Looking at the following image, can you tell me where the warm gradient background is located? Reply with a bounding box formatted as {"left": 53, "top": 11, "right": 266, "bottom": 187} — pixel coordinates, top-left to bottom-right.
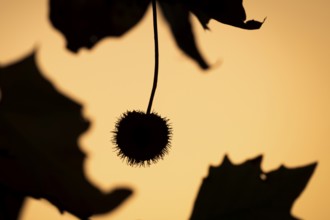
{"left": 1, "top": 0, "right": 329, "bottom": 219}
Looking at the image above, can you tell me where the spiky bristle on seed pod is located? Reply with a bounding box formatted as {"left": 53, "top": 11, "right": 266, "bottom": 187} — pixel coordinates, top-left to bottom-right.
{"left": 112, "top": 110, "right": 172, "bottom": 166}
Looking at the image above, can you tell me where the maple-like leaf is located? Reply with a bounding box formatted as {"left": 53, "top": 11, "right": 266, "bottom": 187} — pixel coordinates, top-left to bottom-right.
{"left": 190, "top": 155, "right": 317, "bottom": 220}
{"left": 49, "top": 0, "right": 264, "bottom": 69}
{"left": 0, "top": 52, "right": 132, "bottom": 219}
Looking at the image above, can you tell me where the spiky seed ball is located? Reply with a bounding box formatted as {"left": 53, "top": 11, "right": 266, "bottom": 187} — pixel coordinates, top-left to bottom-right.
{"left": 113, "top": 110, "right": 171, "bottom": 166}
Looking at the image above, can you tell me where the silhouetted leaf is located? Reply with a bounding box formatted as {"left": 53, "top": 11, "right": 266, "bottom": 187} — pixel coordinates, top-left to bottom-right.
{"left": 181, "top": 0, "right": 265, "bottom": 29}
{"left": 49, "top": 0, "right": 263, "bottom": 69}
{"left": 49, "top": 0, "right": 150, "bottom": 51}
{"left": 0, "top": 52, "right": 133, "bottom": 219}
{"left": 158, "top": 1, "right": 209, "bottom": 69}
{"left": 190, "top": 155, "right": 317, "bottom": 220}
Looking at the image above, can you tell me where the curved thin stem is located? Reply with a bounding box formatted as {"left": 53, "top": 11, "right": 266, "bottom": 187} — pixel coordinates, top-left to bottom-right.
{"left": 147, "top": 0, "right": 159, "bottom": 114}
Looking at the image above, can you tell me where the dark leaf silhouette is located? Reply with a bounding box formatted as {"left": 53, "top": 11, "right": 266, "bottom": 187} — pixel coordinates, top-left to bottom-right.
{"left": 181, "top": 0, "right": 265, "bottom": 30}
{"left": 190, "top": 155, "right": 317, "bottom": 220}
{"left": 49, "top": 0, "right": 263, "bottom": 69}
{"left": 158, "top": 1, "right": 209, "bottom": 69}
{"left": 49, "top": 0, "right": 150, "bottom": 52}
{"left": 0, "top": 52, "right": 133, "bottom": 219}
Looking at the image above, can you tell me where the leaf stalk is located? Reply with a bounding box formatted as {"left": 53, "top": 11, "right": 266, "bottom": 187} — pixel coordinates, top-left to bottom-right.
{"left": 147, "top": 0, "right": 159, "bottom": 114}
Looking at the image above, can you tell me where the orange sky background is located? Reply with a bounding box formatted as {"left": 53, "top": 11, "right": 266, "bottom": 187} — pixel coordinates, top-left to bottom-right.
{"left": 1, "top": 0, "right": 330, "bottom": 219}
